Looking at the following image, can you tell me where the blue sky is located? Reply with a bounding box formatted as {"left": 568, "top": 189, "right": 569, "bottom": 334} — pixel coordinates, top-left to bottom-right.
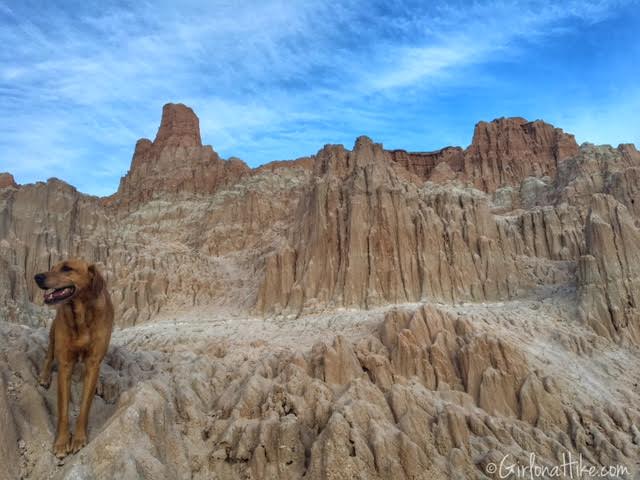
{"left": 1, "top": 0, "right": 639, "bottom": 196}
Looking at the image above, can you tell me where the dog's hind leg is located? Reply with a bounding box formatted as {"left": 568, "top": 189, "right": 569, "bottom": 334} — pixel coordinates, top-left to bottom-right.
{"left": 39, "top": 322, "right": 55, "bottom": 389}
{"left": 71, "top": 356, "right": 101, "bottom": 453}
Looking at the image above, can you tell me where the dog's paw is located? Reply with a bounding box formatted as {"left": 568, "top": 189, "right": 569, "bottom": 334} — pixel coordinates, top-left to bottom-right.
{"left": 70, "top": 433, "right": 87, "bottom": 454}
{"left": 52, "top": 434, "right": 71, "bottom": 459}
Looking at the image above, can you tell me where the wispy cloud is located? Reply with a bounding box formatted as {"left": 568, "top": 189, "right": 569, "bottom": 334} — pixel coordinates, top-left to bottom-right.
{"left": 0, "top": 0, "right": 637, "bottom": 195}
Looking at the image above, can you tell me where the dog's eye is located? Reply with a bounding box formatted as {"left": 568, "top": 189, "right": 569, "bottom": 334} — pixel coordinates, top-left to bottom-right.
{"left": 61, "top": 265, "right": 73, "bottom": 272}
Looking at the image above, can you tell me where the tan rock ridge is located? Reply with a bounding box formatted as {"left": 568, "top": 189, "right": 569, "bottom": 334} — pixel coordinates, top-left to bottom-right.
{"left": 0, "top": 172, "right": 18, "bottom": 189}
{"left": 258, "top": 136, "right": 522, "bottom": 314}
{"left": 0, "top": 103, "right": 638, "bottom": 335}
{"left": 257, "top": 134, "right": 587, "bottom": 315}
{"left": 577, "top": 194, "right": 640, "bottom": 343}
{"left": 388, "top": 117, "right": 579, "bottom": 192}
{"left": 108, "top": 103, "right": 251, "bottom": 208}
{"left": 555, "top": 143, "right": 640, "bottom": 216}
{"left": 1, "top": 103, "right": 640, "bottom": 479}
{"left": 464, "top": 117, "right": 579, "bottom": 191}
{"left": 255, "top": 156, "right": 315, "bottom": 173}
{"left": 0, "top": 163, "right": 308, "bottom": 326}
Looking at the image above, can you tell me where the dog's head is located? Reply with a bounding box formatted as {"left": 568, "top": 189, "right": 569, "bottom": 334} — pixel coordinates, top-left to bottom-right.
{"left": 34, "top": 259, "right": 105, "bottom": 306}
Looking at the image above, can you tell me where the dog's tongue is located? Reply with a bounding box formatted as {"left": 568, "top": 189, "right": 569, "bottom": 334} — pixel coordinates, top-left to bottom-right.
{"left": 45, "top": 287, "right": 73, "bottom": 302}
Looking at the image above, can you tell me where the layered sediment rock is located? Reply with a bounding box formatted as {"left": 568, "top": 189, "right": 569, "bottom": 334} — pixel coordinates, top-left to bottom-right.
{"left": 555, "top": 144, "right": 640, "bottom": 213}
{"left": 0, "top": 173, "right": 18, "bottom": 189}
{"left": 463, "top": 118, "right": 578, "bottom": 191}
{"left": 386, "top": 118, "right": 578, "bottom": 192}
{"left": 1, "top": 104, "right": 640, "bottom": 479}
{"left": 2, "top": 105, "right": 638, "bottom": 326}
{"left": 577, "top": 194, "right": 640, "bottom": 343}
{"left": 111, "top": 103, "right": 250, "bottom": 208}
{"left": 257, "top": 135, "right": 585, "bottom": 314}
{"left": 0, "top": 168, "right": 309, "bottom": 326}
{"left": 0, "top": 104, "right": 637, "bottom": 329}
{"left": 0, "top": 178, "right": 109, "bottom": 324}
{"left": 387, "top": 146, "right": 464, "bottom": 182}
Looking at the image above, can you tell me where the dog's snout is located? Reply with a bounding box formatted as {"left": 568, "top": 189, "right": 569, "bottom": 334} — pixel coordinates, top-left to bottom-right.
{"left": 34, "top": 273, "right": 46, "bottom": 287}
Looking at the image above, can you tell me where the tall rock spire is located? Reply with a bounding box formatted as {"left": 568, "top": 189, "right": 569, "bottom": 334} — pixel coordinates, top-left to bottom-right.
{"left": 111, "top": 103, "right": 249, "bottom": 208}
{"left": 0, "top": 173, "right": 18, "bottom": 189}
{"left": 153, "top": 103, "right": 202, "bottom": 148}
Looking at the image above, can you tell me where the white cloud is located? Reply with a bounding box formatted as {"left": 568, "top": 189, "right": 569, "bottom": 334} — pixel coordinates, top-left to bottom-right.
{"left": 0, "top": 0, "right": 637, "bottom": 194}
{"left": 361, "top": 0, "right": 628, "bottom": 92}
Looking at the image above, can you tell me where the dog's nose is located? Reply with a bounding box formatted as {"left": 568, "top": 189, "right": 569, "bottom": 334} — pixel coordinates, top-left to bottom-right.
{"left": 34, "top": 273, "right": 46, "bottom": 286}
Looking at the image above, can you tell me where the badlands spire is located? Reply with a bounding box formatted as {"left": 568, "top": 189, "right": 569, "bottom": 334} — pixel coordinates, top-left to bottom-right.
{"left": 0, "top": 172, "right": 18, "bottom": 189}
{"left": 153, "top": 102, "right": 202, "bottom": 147}
{"left": 111, "top": 103, "right": 249, "bottom": 207}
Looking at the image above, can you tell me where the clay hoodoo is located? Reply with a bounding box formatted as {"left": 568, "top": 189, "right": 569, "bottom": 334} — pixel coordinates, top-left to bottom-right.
{"left": 112, "top": 103, "right": 250, "bottom": 208}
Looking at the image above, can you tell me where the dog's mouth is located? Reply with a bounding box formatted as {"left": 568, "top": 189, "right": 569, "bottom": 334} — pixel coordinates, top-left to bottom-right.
{"left": 44, "top": 286, "right": 76, "bottom": 305}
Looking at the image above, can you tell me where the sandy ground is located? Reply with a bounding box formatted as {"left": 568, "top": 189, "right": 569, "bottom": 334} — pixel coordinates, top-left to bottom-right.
{"left": 2, "top": 285, "right": 639, "bottom": 479}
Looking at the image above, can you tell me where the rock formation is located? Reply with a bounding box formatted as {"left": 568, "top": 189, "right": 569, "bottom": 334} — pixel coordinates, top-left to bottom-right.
{"left": 577, "top": 194, "right": 640, "bottom": 343}
{"left": 1, "top": 299, "right": 638, "bottom": 479}
{"left": 110, "top": 103, "right": 250, "bottom": 208}
{"left": 463, "top": 118, "right": 579, "bottom": 191}
{"left": 386, "top": 117, "right": 579, "bottom": 192}
{"left": 1, "top": 104, "right": 640, "bottom": 479}
{"left": 258, "top": 137, "right": 524, "bottom": 314}
{"left": 0, "top": 172, "right": 18, "bottom": 189}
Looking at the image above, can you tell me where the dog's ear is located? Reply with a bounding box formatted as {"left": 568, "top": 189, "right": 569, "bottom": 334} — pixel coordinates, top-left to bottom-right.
{"left": 89, "top": 264, "right": 105, "bottom": 296}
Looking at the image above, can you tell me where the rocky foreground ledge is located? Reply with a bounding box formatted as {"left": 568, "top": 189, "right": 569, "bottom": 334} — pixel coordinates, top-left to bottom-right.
{"left": 1, "top": 291, "right": 639, "bottom": 479}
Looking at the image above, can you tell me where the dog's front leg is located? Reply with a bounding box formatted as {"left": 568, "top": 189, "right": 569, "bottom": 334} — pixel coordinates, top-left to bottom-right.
{"left": 71, "top": 356, "right": 101, "bottom": 453}
{"left": 39, "top": 322, "right": 55, "bottom": 388}
{"left": 53, "top": 359, "right": 73, "bottom": 458}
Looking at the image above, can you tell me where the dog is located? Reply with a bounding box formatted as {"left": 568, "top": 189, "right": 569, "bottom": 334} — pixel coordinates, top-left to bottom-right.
{"left": 34, "top": 259, "right": 113, "bottom": 458}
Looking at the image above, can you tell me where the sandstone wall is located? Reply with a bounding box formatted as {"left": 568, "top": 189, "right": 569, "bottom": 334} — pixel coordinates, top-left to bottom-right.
{"left": 577, "top": 194, "right": 640, "bottom": 343}
{"left": 108, "top": 103, "right": 250, "bottom": 209}
{"left": 1, "top": 104, "right": 639, "bottom": 337}
{"left": 257, "top": 136, "right": 585, "bottom": 315}
{"left": 386, "top": 117, "right": 579, "bottom": 192}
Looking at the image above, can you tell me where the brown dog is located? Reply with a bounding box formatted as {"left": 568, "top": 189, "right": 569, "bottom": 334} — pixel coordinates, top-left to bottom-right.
{"left": 34, "top": 259, "right": 113, "bottom": 458}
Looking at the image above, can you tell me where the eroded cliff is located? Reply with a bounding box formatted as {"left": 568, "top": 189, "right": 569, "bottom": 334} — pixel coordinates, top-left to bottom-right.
{"left": 1, "top": 104, "right": 639, "bottom": 479}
